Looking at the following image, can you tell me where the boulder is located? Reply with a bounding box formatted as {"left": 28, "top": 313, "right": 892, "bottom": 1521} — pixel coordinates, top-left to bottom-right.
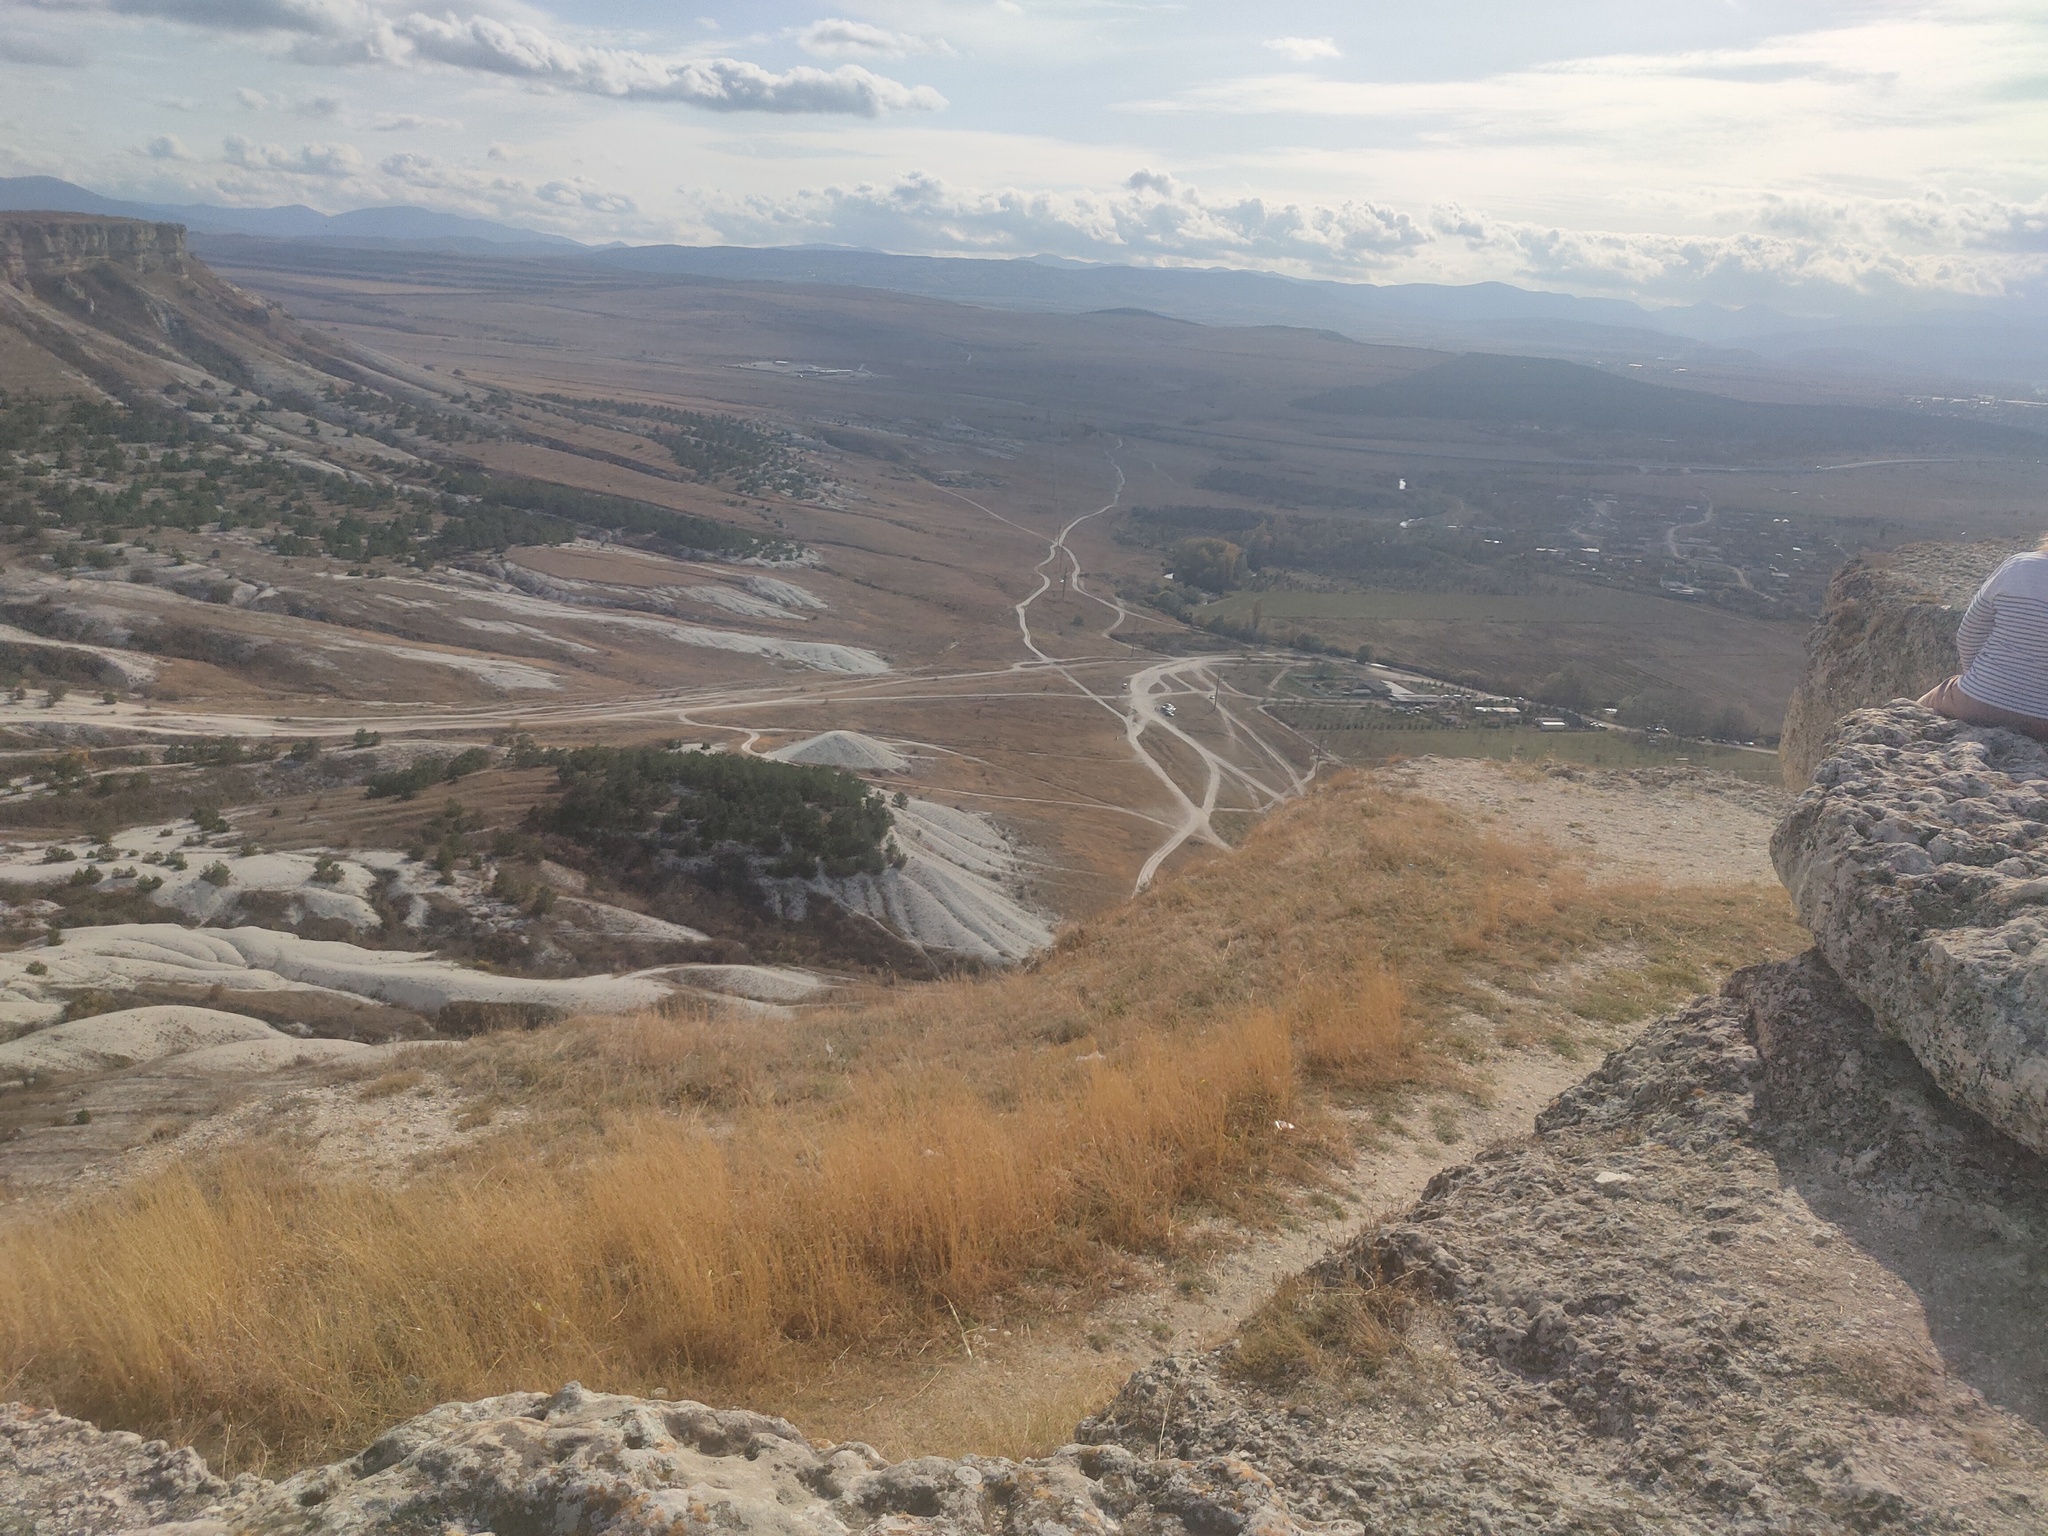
{"left": 1773, "top": 702, "right": 2048, "bottom": 1151}
{"left": 1778, "top": 541, "right": 2022, "bottom": 787}
{"left": 0, "top": 1385, "right": 1311, "bottom": 1536}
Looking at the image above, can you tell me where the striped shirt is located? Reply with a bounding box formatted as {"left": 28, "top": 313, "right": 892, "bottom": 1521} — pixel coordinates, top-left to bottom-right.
{"left": 1957, "top": 551, "right": 2048, "bottom": 720}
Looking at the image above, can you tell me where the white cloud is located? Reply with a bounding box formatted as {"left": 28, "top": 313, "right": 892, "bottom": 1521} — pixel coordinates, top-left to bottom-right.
{"left": 222, "top": 133, "right": 362, "bottom": 176}
{"left": 686, "top": 165, "right": 2048, "bottom": 309}
{"left": 53, "top": 0, "right": 946, "bottom": 115}
{"left": 391, "top": 15, "right": 945, "bottom": 114}
{"left": 233, "top": 85, "right": 337, "bottom": 114}
{"left": 372, "top": 112, "right": 462, "bottom": 132}
{"left": 796, "top": 18, "right": 949, "bottom": 60}
{"left": 537, "top": 177, "right": 635, "bottom": 214}
{"left": 1263, "top": 36, "right": 1339, "bottom": 63}
{"left": 143, "top": 132, "right": 193, "bottom": 159}
{"left": 702, "top": 167, "right": 1431, "bottom": 271}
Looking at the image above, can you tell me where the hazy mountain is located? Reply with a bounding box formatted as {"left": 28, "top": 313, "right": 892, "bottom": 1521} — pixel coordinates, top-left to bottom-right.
{"left": 0, "top": 176, "right": 582, "bottom": 249}
{"left": 6, "top": 177, "right": 2043, "bottom": 388}
{"left": 585, "top": 243, "right": 2048, "bottom": 389}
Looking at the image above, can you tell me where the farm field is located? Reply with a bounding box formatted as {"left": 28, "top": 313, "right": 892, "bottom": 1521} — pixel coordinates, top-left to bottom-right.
{"left": 1199, "top": 581, "right": 1809, "bottom": 727}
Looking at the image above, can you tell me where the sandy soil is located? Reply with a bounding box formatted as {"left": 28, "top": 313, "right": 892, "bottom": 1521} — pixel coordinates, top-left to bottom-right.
{"left": 1382, "top": 755, "right": 1790, "bottom": 885}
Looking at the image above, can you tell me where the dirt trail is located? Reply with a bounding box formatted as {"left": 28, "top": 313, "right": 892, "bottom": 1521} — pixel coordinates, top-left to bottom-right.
{"left": 812, "top": 756, "right": 1787, "bottom": 1455}
{"left": 936, "top": 456, "right": 1320, "bottom": 893}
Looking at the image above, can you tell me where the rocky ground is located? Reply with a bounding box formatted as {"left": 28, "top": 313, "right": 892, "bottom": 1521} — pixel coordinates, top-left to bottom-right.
{"left": 1085, "top": 951, "right": 2048, "bottom": 1533}
{"left": 1774, "top": 703, "right": 2048, "bottom": 1152}
{"left": 6, "top": 944, "right": 2044, "bottom": 1533}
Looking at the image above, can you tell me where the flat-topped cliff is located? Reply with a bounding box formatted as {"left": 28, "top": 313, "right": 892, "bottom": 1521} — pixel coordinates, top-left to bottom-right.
{"left": 0, "top": 213, "right": 189, "bottom": 289}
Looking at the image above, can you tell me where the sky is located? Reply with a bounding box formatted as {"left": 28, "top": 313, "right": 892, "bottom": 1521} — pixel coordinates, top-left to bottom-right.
{"left": 0, "top": 0, "right": 2044, "bottom": 312}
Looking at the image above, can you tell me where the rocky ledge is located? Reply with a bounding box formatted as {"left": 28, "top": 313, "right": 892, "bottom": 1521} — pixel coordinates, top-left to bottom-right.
{"left": 1, "top": 1387, "right": 1309, "bottom": 1536}
{"left": 1774, "top": 702, "right": 2048, "bottom": 1152}
{"left": 1082, "top": 953, "right": 2048, "bottom": 1534}
{"left": 1778, "top": 543, "right": 2024, "bottom": 786}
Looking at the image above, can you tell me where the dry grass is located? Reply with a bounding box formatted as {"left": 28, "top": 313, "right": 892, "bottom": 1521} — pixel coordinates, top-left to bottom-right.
{"left": 1230, "top": 1275, "right": 1430, "bottom": 1392}
{"left": 0, "top": 773, "right": 1807, "bottom": 1472}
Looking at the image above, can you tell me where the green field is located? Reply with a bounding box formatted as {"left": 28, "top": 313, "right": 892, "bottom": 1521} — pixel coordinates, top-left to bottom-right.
{"left": 1282, "top": 717, "right": 1782, "bottom": 781}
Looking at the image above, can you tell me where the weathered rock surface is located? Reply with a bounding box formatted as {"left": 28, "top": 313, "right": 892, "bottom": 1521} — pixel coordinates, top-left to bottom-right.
{"left": 1082, "top": 956, "right": 2048, "bottom": 1533}
{"left": 0, "top": 1385, "right": 1311, "bottom": 1536}
{"left": 1773, "top": 702, "right": 2048, "bottom": 1152}
{"left": 1779, "top": 543, "right": 2023, "bottom": 786}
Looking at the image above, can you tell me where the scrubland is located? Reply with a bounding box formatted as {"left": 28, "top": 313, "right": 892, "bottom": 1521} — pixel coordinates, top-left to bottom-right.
{"left": 0, "top": 772, "right": 1806, "bottom": 1473}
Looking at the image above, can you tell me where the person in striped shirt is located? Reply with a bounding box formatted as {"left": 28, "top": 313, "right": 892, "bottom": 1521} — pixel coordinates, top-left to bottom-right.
{"left": 1918, "top": 541, "right": 2048, "bottom": 742}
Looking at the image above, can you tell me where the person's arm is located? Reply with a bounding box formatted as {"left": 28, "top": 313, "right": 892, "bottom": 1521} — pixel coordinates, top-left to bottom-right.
{"left": 1955, "top": 561, "right": 2012, "bottom": 669}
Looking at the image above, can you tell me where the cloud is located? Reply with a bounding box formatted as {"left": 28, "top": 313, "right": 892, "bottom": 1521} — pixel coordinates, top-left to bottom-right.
{"left": 143, "top": 132, "right": 194, "bottom": 159}
{"left": 796, "top": 18, "right": 949, "bottom": 59}
{"left": 702, "top": 168, "right": 1431, "bottom": 272}
{"left": 0, "top": 30, "right": 89, "bottom": 65}
{"left": 56, "top": 0, "right": 945, "bottom": 114}
{"left": 104, "top": 0, "right": 367, "bottom": 36}
{"left": 1263, "top": 36, "right": 1339, "bottom": 63}
{"left": 1436, "top": 191, "right": 2048, "bottom": 305}
{"left": 688, "top": 165, "right": 2048, "bottom": 309}
{"left": 391, "top": 14, "right": 945, "bottom": 114}
{"left": 222, "top": 133, "right": 362, "bottom": 176}
{"left": 236, "top": 85, "right": 339, "bottom": 114}
{"left": 372, "top": 112, "right": 462, "bottom": 131}
{"left": 537, "top": 177, "right": 634, "bottom": 214}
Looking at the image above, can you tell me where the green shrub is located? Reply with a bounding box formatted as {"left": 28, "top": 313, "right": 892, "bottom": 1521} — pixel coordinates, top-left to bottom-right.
{"left": 543, "top": 746, "right": 893, "bottom": 879}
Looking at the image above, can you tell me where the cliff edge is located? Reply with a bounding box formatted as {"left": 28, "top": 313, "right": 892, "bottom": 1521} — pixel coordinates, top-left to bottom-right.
{"left": 1779, "top": 542, "right": 2025, "bottom": 787}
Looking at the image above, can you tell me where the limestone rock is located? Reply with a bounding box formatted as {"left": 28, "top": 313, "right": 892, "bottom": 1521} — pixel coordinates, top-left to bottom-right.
{"left": 1, "top": 1385, "right": 1311, "bottom": 1536}
{"left": 1778, "top": 541, "right": 2023, "bottom": 786}
{"left": 1773, "top": 702, "right": 2048, "bottom": 1151}
{"left": 1081, "top": 961, "right": 2048, "bottom": 1532}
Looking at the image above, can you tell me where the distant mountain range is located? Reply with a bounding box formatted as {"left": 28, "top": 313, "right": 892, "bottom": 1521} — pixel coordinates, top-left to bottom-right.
{"left": 0, "top": 175, "right": 582, "bottom": 250}
{"left": 5, "top": 176, "right": 2044, "bottom": 389}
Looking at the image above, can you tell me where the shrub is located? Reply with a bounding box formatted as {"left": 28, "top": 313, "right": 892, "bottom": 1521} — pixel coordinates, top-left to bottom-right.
{"left": 366, "top": 750, "right": 489, "bottom": 801}
{"left": 544, "top": 746, "right": 893, "bottom": 879}
{"left": 199, "top": 862, "right": 232, "bottom": 887}
{"left": 311, "top": 855, "right": 344, "bottom": 885}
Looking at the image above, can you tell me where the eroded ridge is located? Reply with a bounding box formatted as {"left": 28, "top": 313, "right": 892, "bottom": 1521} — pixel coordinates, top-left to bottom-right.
{"left": 1773, "top": 702, "right": 2048, "bottom": 1152}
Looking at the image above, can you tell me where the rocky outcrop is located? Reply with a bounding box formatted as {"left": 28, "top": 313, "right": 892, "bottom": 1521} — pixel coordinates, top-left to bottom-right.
{"left": 1773, "top": 702, "right": 2048, "bottom": 1152}
{"left": 0, "top": 214, "right": 189, "bottom": 290}
{"left": 1079, "top": 958, "right": 2048, "bottom": 1533}
{"left": 1, "top": 1386, "right": 1313, "bottom": 1536}
{"left": 1779, "top": 542, "right": 2024, "bottom": 786}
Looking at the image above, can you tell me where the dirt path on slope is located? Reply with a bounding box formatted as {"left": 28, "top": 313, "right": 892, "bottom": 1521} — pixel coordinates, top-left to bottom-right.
{"left": 781, "top": 756, "right": 1797, "bottom": 1457}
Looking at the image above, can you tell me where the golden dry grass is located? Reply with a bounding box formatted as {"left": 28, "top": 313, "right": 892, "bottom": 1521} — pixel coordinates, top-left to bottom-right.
{"left": 0, "top": 773, "right": 1807, "bottom": 1472}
